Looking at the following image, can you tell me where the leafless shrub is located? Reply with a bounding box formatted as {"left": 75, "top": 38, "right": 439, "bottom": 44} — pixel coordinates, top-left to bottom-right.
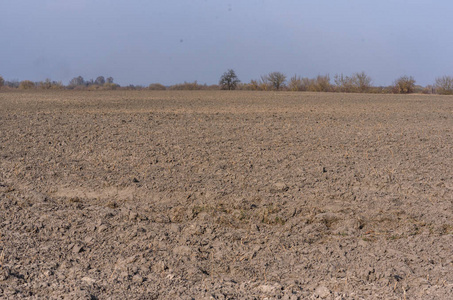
{"left": 103, "top": 83, "right": 119, "bottom": 90}
{"left": 121, "top": 85, "right": 145, "bottom": 90}
{"left": 334, "top": 74, "right": 355, "bottom": 92}
{"left": 38, "top": 79, "right": 52, "bottom": 89}
{"left": 288, "top": 75, "right": 304, "bottom": 91}
{"left": 51, "top": 82, "right": 64, "bottom": 90}
{"left": 87, "top": 84, "right": 102, "bottom": 91}
{"left": 435, "top": 76, "right": 453, "bottom": 95}
{"left": 311, "top": 75, "right": 332, "bottom": 92}
{"left": 300, "top": 78, "right": 312, "bottom": 91}
{"left": 354, "top": 72, "right": 372, "bottom": 92}
{"left": 420, "top": 85, "right": 435, "bottom": 94}
{"left": 258, "top": 76, "right": 271, "bottom": 91}
{"left": 392, "top": 75, "right": 416, "bottom": 94}
{"left": 414, "top": 85, "right": 426, "bottom": 93}
{"left": 148, "top": 83, "right": 167, "bottom": 90}
{"left": 240, "top": 80, "right": 260, "bottom": 91}
{"left": 368, "top": 86, "right": 392, "bottom": 94}
{"left": 38, "top": 79, "right": 64, "bottom": 90}
{"left": 205, "top": 84, "right": 220, "bottom": 90}
{"left": 249, "top": 80, "right": 260, "bottom": 91}
{"left": 287, "top": 75, "right": 331, "bottom": 92}
{"left": 169, "top": 81, "right": 203, "bottom": 90}
{"left": 334, "top": 72, "right": 372, "bottom": 93}
{"left": 19, "top": 80, "right": 35, "bottom": 90}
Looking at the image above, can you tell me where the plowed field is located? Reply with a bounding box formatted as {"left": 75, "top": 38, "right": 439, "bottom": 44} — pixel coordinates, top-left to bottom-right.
{"left": 1, "top": 90, "right": 453, "bottom": 299}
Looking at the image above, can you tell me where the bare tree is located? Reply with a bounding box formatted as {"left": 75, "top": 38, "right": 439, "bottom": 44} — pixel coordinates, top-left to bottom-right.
{"left": 435, "top": 76, "right": 453, "bottom": 95}
{"left": 219, "top": 69, "right": 240, "bottom": 90}
{"left": 266, "top": 72, "right": 286, "bottom": 90}
{"left": 0, "top": 75, "right": 4, "bottom": 88}
{"left": 354, "top": 71, "right": 372, "bottom": 92}
{"left": 248, "top": 79, "right": 259, "bottom": 90}
{"left": 393, "top": 75, "right": 416, "bottom": 94}
{"left": 106, "top": 77, "right": 114, "bottom": 84}
{"left": 39, "top": 78, "right": 52, "bottom": 89}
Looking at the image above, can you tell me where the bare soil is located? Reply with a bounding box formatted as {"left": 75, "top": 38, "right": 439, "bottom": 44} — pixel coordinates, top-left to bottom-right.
{"left": 1, "top": 90, "right": 453, "bottom": 299}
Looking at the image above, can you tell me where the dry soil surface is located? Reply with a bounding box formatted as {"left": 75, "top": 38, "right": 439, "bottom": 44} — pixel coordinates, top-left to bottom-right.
{"left": 1, "top": 90, "right": 453, "bottom": 299}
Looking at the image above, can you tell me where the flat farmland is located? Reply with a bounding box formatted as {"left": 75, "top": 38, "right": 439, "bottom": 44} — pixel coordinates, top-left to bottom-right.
{"left": 1, "top": 90, "right": 453, "bottom": 299}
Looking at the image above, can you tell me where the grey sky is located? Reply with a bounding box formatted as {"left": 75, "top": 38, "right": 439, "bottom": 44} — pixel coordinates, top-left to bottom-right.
{"left": 1, "top": 0, "right": 452, "bottom": 86}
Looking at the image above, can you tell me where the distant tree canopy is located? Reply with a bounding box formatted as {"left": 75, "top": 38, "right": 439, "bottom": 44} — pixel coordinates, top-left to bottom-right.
{"left": 95, "top": 76, "right": 105, "bottom": 86}
{"left": 69, "top": 76, "right": 85, "bottom": 87}
{"left": 68, "top": 75, "right": 114, "bottom": 88}
{"left": 219, "top": 69, "right": 240, "bottom": 90}
{"left": 5, "top": 79, "right": 19, "bottom": 88}
{"left": 0, "top": 75, "right": 4, "bottom": 87}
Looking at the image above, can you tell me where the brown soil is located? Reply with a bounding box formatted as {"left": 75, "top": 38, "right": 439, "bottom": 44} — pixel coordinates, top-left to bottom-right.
{"left": 1, "top": 90, "right": 453, "bottom": 299}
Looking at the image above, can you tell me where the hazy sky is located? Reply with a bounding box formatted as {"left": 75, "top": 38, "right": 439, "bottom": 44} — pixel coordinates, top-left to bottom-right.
{"left": 1, "top": 0, "right": 452, "bottom": 86}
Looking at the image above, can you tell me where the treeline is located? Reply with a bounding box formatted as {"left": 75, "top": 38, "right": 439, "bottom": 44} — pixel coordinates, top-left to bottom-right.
{"left": 0, "top": 75, "right": 121, "bottom": 91}
{"left": 1, "top": 71, "right": 453, "bottom": 95}
{"left": 217, "top": 70, "right": 453, "bottom": 95}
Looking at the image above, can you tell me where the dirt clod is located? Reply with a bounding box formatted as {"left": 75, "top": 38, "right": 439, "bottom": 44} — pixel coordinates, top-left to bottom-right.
{"left": 314, "top": 286, "right": 331, "bottom": 298}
